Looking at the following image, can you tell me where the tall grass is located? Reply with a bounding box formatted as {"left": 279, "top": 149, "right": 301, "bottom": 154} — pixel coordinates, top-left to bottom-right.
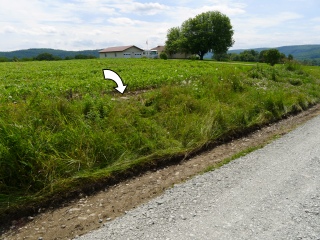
{"left": 0, "top": 60, "right": 319, "bottom": 222}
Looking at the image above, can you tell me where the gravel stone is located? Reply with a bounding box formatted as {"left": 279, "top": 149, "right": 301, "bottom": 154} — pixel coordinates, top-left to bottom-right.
{"left": 77, "top": 115, "right": 320, "bottom": 240}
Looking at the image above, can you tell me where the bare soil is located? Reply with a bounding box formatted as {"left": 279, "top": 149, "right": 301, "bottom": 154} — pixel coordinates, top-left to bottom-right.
{"left": 1, "top": 104, "right": 320, "bottom": 240}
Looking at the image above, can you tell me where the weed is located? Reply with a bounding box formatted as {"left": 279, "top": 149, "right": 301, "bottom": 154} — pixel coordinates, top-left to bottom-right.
{"left": 285, "top": 60, "right": 303, "bottom": 72}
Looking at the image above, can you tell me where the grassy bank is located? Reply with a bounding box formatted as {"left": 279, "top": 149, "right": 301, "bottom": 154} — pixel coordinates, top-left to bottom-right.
{"left": 0, "top": 59, "right": 319, "bottom": 223}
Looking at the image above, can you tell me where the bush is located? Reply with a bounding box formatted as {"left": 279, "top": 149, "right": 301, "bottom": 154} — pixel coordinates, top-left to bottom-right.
{"left": 75, "top": 54, "right": 96, "bottom": 59}
{"left": 264, "top": 49, "right": 281, "bottom": 66}
{"left": 189, "top": 55, "right": 200, "bottom": 60}
{"left": 34, "top": 53, "right": 56, "bottom": 61}
{"left": 285, "top": 60, "right": 302, "bottom": 72}
{"left": 160, "top": 52, "right": 168, "bottom": 60}
{"left": 0, "top": 57, "right": 9, "bottom": 62}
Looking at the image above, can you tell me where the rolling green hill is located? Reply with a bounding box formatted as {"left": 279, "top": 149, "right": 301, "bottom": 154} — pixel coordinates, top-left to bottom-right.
{"left": 0, "top": 48, "right": 100, "bottom": 59}
{"left": 277, "top": 45, "right": 320, "bottom": 60}
{"left": 228, "top": 44, "right": 320, "bottom": 61}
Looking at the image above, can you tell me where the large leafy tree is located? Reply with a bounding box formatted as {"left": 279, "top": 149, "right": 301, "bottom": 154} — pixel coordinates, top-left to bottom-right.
{"left": 166, "top": 11, "right": 234, "bottom": 60}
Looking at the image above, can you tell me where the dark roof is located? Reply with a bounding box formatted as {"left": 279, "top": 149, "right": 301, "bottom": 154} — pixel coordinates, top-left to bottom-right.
{"left": 99, "top": 45, "right": 144, "bottom": 53}
{"left": 151, "top": 45, "right": 165, "bottom": 52}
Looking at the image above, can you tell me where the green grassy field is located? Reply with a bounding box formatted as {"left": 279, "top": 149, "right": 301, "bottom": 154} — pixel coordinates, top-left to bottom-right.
{"left": 0, "top": 59, "right": 319, "bottom": 223}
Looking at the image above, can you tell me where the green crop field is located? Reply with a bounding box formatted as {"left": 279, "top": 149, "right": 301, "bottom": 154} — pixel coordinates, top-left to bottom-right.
{"left": 0, "top": 58, "right": 320, "bottom": 223}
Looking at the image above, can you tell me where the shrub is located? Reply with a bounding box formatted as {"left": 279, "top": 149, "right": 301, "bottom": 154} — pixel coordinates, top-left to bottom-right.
{"left": 264, "top": 49, "right": 281, "bottom": 66}
{"left": 189, "top": 55, "right": 200, "bottom": 60}
{"left": 0, "top": 57, "right": 9, "bottom": 62}
{"left": 34, "top": 53, "right": 62, "bottom": 61}
{"left": 75, "top": 54, "right": 96, "bottom": 59}
{"left": 160, "top": 52, "right": 168, "bottom": 60}
{"left": 285, "top": 60, "right": 302, "bottom": 72}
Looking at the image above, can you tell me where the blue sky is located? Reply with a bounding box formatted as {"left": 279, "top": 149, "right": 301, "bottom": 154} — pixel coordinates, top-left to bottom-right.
{"left": 0, "top": 0, "right": 319, "bottom": 51}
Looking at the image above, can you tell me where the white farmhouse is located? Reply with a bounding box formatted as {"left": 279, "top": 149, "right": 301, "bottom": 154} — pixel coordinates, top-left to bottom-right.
{"left": 99, "top": 45, "right": 144, "bottom": 59}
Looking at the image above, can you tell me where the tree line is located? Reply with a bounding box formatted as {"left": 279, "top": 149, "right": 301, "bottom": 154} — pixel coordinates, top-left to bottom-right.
{"left": 0, "top": 53, "right": 97, "bottom": 62}
{"left": 213, "top": 49, "right": 320, "bottom": 66}
{"left": 215, "top": 49, "right": 293, "bottom": 65}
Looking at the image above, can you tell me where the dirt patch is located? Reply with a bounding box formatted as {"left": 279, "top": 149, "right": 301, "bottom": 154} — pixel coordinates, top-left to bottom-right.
{"left": 1, "top": 104, "right": 320, "bottom": 240}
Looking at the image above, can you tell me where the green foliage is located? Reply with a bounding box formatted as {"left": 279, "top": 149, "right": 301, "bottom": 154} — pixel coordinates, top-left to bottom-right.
{"left": 213, "top": 52, "right": 230, "bottom": 61}
{"left": 285, "top": 60, "right": 303, "bottom": 72}
{"left": 0, "top": 59, "right": 319, "bottom": 222}
{"left": 220, "top": 49, "right": 289, "bottom": 63}
{"left": 276, "top": 45, "right": 320, "bottom": 61}
{"left": 228, "top": 45, "right": 320, "bottom": 63}
{"left": 165, "top": 27, "right": 183, "bottom": 56}
{"left": 264, "top": 49, "right": 281, "bottom": 66}
{"left": 34, "top": 53, "right": 61, "bottom": 61}
{"left": 229, "top": 50, "right": 259, "bottom": 62}
{"left": 74, "top": 54, "right": 96, "bottom": 59}
{"left": 0, "top": 57, "right": 9, "bottom": 62}
{"left": 189, "top": 55, "right": 200, "bottom": 60}
{"left": 302, "top": 59, "right": 320, "bottom": 66}
{"left": 165, "top": 11, "right": 234, "bottom": 60}
{"left": 243, "top": 50, "right": 257, "bottom": 61}
{"left": 257, "top": 50, "right": 267, "bottom": 63}
{"left": 160, "top": 52, "right": 168, "bottom": 60}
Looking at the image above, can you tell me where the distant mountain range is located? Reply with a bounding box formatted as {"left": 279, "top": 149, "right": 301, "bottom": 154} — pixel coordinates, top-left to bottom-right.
{"left": 229, "top": 45, "right": 320, "bottom": 60}
{"left": 0, "top": 48, "right": 100, "bottom": 59}
{"left": 1, "top": 44, "right": 320, "bottom": 61}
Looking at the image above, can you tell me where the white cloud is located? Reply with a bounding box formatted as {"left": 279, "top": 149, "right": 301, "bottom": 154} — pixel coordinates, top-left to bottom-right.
{"left": 0, "top": 0, "right": 319, "bottom": 51}
{"left": 165, "top": 2, "right": 246, "bottom": 25}
{"left": 40, "top": 26, "right": 58, "bottom": 34}
{"left": 1, "top": 26, "right": 17, "bottom": 34}
{"left": 107, "top": 17, "right": 146, "bottom": 26}
{"left": 234, "top": 12, "right": 302, "bottom": 32}
{"left": 130, "top": 2, "right": 170, "bottom": 15}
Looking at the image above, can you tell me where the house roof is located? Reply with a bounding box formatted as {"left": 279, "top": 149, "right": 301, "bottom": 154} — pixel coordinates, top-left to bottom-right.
{"left": 99, "top": 45, "right": 144, "bottom": 53}
{"left": 151, "top": 45, "right": 165, "bottom": 52}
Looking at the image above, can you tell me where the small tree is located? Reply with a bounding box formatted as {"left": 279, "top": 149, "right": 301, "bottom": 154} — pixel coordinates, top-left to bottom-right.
{"left": 34, "top": 53, "right": 55, "bottom": 61}
{"left": 165, "top": 27, "right": 183, "bottom": 56}
{"left": 259, "top": 50, "right": 268, "bottom": 63}
{"left": 264, "top": 49, "right": 281, "bottom": 66}
{"left": 213, "top": 53, "right": 229, "bottom": 61}
{"left": 238, "top": 50, "right": 259, "bottom": 62}
{"left": 288, "top": 54, "right": 294, "bottom": 61}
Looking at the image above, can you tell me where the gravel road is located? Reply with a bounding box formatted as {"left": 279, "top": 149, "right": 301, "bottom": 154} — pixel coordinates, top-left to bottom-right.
{"left": 77, "top": 115, "right": 320, "bottom": 240}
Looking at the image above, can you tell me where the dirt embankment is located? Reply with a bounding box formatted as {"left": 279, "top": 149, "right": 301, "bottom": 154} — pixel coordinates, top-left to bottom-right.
{"left": 1, "top": 104, "right": 320, "bottom": 240}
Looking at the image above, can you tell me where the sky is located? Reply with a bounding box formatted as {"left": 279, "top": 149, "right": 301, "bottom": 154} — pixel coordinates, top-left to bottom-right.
{"left": 0, "top": 0, "right": 320, "bottom": 51}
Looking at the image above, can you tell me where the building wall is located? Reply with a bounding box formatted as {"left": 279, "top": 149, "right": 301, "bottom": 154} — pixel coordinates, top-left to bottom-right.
{"left": 100, "top": 52, "right": 124, "bottom": 58}
{"left": 170, "top": 53, "right": 193, "bottom": 59}
{"left": 99, "top": 47, "right": 143, "bottom": 59}
{"left": 151, "top": 46, "right": 192, "bottom": 59}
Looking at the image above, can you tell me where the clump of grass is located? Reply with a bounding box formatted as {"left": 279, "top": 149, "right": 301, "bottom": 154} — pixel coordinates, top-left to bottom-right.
{"left": 248, "top": 64, "right": 269, "bottom": 79}
{"left": 289, "top": 79, "right": 303, "bottom": 86}
{"left": 285, "top": 60, "right": 303, "bottom": 73}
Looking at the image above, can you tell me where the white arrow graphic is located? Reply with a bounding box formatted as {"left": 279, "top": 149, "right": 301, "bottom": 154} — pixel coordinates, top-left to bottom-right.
{"left": 103, "top": 69, "right": 127, "bottom": 94}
